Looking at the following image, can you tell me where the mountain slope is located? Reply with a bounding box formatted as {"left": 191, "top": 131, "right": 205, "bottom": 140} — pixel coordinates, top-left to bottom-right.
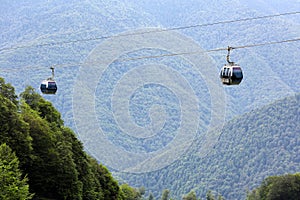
{"left": 116, "top": 93, "right": 300, "bottom": 199}
{"left": 0, "top": 1, "right": 299, "bottom": 199}
{"left": 0, "top": 0, "right": 158, "bottom": 129}
{"left": 131, "top": 0, "right": 300, "bottom": 117}
{"left": 0, "top": 78, "right": 125, "bottom": 199}
{"left": 1, "top": 0, "right": 299, "bottom": 127}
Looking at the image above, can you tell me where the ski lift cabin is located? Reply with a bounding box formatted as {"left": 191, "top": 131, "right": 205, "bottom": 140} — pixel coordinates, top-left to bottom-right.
{"left": 220, "top": 65, "right": 243, "bottom": 85}
{"left": 220, "top": 47, "right": 243, "bottom": 85}
{"left": 40, "top": 67, "right": 57, "bottom": 94}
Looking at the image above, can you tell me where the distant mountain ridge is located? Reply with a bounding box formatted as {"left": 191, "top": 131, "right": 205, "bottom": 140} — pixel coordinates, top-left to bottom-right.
{"left": 130, "top": 0, "right": 300, "bottom": 117}
{"left": 116, "top": 93, "right": 300, "bottom": 199}
{"left": 0, "top": 1, "right": 299, "bottom": 199}
{"left": 1, "top": 0, "right": 299, "bottom": 120}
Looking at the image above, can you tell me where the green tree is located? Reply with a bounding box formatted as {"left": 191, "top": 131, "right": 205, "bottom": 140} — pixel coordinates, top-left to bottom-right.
{"left": 206, "top": 190, "right": 215, "bottom": 200}
{"left": 21, "top": 103, "right": 83, "bottom": 199}
{"left": 148, "top": 192, "right": 154, "bottom": 200}
{"left": 61, "top": 127, "right": 103, "bottom": 199}
{"left": 0, "top": 84, "right": 32, "bottom": 168}
{"left": 183, "top": 190, "right": 197, "bottom": 200}
{"left": 19, "top": 86, "right": 41, "bottom": 110}
{"left": 54, "top": 137, "right": 82, "bottom": 200}
{"left": 20, "top": 102, "right": 58, "bottom": 198}
{"left": 247, "top": 173, "right": 300, "bottom": 200}
{"left": 90, "top": 159, "right": 122, "bottom": 200}
{"left": 21, "top": 86, "right": 63, "bottom": 127}
{"left": 0, "top": 77, "right": 18, "bottom": 105}
{"left": 120, "top": 184, "right": 144, "bottom": 200}
{"left": 138, "top": 186, "right": 146, "bottom": 197}
{"left": 0, "top": 143, "right": 33, "bottom": 199}
{"left": 217, "top": 195, "right": 224, "bottom": 200}
{"left": 161, "top": 189, "right": 170, "bottom": 200}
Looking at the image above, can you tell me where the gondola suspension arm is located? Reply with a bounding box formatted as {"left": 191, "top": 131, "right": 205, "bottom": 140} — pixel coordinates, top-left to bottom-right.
{"left": 50, "top": 66, "right": 55, "bottom": 80}
{"left": 226, "top": 46, "right": 235, "bottom": 66}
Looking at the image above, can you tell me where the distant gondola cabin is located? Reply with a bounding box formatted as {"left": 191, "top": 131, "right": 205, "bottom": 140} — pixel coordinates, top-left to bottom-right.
{"left": 40, "top": 79, "right": 57, "bottom": 94}
{"left": 220, "top": 46, "right": 243, "bottom": 85}
{"left": 220, "top": 65, "right": 243, "bottom": 85}
{"left": 40, "top": 67, "right": 57, "bottom": 94}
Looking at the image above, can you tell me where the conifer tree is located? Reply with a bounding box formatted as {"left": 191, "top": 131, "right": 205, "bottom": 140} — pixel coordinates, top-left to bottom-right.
{"left": 161, "top": 189, "right": 170, "bottom": 200}
{"left": 0, "top": 143, "right": 33, "bottom": 199}
{"left": 183, "top": 190, "right": 197, "bottom": 200}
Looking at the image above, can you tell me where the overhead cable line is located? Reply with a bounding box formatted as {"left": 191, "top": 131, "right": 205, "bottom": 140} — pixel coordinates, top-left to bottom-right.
{"left": 1, "top": 37, "right": 299, "bottom": 73}
{"left": 163, "top": 11, "right": 300, "bottom": 31}
{"left": 119, "top": 37, "right": 300, "bottom": 62}
{"left": 0, "top": 11, "right": 299, "bottom": 53}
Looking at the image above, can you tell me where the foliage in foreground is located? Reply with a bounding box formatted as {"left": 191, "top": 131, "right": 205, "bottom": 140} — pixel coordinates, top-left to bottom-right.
{"left": 0, "top": 77, "right": 142, "bottom": 200}
{"left": 247, "top": 173, "right": 300, "bottom": 200}
{"left": 1, "top": 77, "right": 299, "bottom": 200}
{"left": 0, "top": 143, "right": 33, "bottom": 200}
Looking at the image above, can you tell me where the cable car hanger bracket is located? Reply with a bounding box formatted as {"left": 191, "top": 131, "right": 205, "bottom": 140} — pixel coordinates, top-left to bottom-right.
{"left": 226, "top": 46, "right": 236, "bottom": 66}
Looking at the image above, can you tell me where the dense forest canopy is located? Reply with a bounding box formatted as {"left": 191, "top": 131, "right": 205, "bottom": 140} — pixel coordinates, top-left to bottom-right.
{"left": 1, "top": 78, "right": 299, "bottom": 199}
{"left": 0, "top": 0, "right": 299, "bottom": 199}
{"left": 117, "top": 92, "right": 300, "bottom": 199}
{"left": 246, "top": 173, "right": 300, "bottom": 200}
{"left": 0, "top": 77, "right": 145, "bottom": 200}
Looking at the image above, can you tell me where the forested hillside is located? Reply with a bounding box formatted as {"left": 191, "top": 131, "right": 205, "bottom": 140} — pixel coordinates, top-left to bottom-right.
{"left": 117, "top": 93, "right": 300, "bottom": 199}
{"left": 0, "top": 1, "right": 299, "bottom": 200}
{"left": 1, "top": 75, "right": 299, "bottom": 199}
{"left": 0, "top": 77, "right": 144, "bottom": 200}
{"left": 246, "top": 173, "right": 300, "bottom": 200}
{"left": 1, "top": 0, "right": 299, "bottom": 125}
{"left": 131, "top": 0, "right": 300, "bottom": 117}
